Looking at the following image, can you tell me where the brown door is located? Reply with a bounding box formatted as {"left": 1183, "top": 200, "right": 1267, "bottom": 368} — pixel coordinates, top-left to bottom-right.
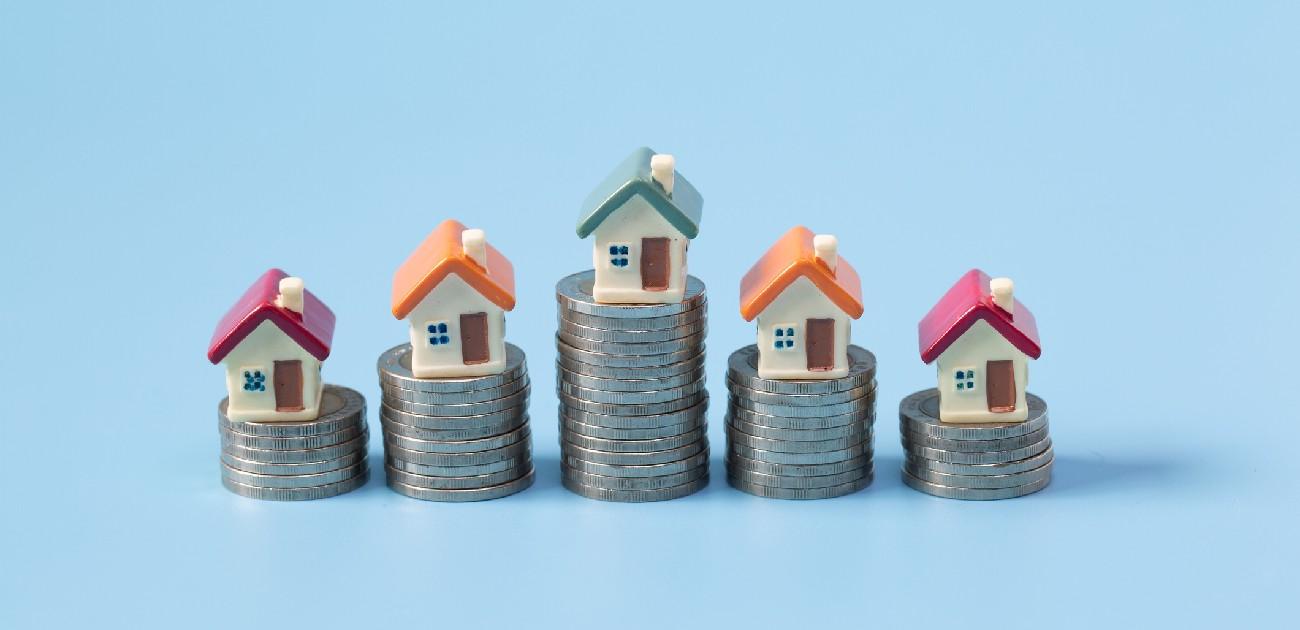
{"left": 640, "top": 237, "right": 670, "bottom": 291}
{"left": 460, "top": 312, "right": 490, "bottom": 364}
{"left": 986, "top": 360, "right": 1017, "bottom": 413}
{"left": 273, "top": 360, "right": 304, "bottom": 412}
{"left": 805, "top": 318, "right": 835, "bottom": 372}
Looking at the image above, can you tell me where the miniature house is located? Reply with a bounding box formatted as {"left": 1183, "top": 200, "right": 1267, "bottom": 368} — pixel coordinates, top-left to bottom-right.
{"left": 739, "top": 227, "right": 864, "bottom": 380}
{"left": 576, "top": 147, "right": 704, "bottom": 304}
{"left": 391, "top": 219, "right": 517, "bottom": 378}
{"left": 918, "top": 269, "right": 1042, "bottom": 424}
{"left": 207, "top": 269, "right": 336, "bottom": 422}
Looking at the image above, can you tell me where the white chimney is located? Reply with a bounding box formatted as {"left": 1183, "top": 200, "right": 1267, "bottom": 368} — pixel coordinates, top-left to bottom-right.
{"left": 990, "top": 277, "right": 1014, "bottom": 314}
{"left": 650, "top": 153, "right": 675, "bottom": 195}
{"left": 462, "top": 228, "right": 488, "bottom": 268}
{"left": 813, "top": 234, "right": 838, "bottom": 273}
{"left": 276, "top": 277, "right": 305, "bottom": 315}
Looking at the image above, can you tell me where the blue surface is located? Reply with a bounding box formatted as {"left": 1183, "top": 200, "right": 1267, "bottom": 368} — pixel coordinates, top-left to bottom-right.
{"left": 2, "top": 2, "right": 1297, "bottom": 628}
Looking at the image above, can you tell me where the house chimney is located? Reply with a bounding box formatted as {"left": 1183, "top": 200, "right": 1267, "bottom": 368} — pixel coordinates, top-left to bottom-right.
{"left": 813, "top": 234, "right": 838, "bottom": 273}
{"left": 462, "top": 228, "right": 488, "bottom": 268}
{"left": 276, "top": 277, "right": 305, "bottom": 315}
{"left": 650, "top": 154, "right": 675, "bottom": 195}
{"left": 990, "top": 277, "right": 1014, "bottom": 315}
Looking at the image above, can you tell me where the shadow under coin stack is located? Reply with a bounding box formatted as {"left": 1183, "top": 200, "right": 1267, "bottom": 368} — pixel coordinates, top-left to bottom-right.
{"left": 899, "top": 389, "right": 1053, "bottom": 500}
{"left": 219, "top": 385, "right": 370, "bottom": 500}
{"left": 377, "top": 343, "right": 535, "bottom": 501}
{"left": 555, "top": 270, "right": 710, "bottom": 502}
{"left": 725, "top": 345, "right": 878, "bottom": 499}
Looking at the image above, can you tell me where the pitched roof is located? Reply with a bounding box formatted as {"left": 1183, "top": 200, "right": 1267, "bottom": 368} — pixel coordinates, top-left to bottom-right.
{"left": 391, "top": 219, "right": 516, "bottom": 319}
{"left": 918, "top": 269, "right": 1042, "bottom": 364}
{"left": 576, "top": 147, "right": 704, "bottom": 239}
{"left": 207, "top": 268, "right": 336, "bottom": 364}
{"left": 739, "top": 226, "right": 864, "bottom": 321}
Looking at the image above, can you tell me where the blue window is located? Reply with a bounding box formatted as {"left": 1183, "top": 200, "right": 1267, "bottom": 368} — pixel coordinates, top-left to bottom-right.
{"left": 773, "top": 325, "right": 797, "bottom": 350}
{"left": 427, "top": 321, "right": 451, "bottom": 346}
{"left": 242, "top": 368, "right": 266, "bottom": 392}
{"left": 955, "top": 368, "right": 976, "bottom": 392}
{"left": 609, "top": 243, "right": 630, "bottom": 268}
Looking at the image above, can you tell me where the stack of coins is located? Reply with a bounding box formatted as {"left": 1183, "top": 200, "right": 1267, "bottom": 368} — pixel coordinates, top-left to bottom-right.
{"left": 377, "top": 343, "right": 535, "bottom": 501}
{"left": 219, "top": 385, "right": 370, "bottom": 500}
{"left": 725, "top": 345, "right": 878, "bottom": 499}
{"left": 899, "top": 389, "right": 1053, "bottom": 500}
{"left": 555, "top": 271, "right": 710, "bottom": 502}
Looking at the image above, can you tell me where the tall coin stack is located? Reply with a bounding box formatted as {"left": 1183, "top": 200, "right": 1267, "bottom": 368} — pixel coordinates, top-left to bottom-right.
{"left": 900, "top": 389, "right": 1053, "bottom": 500}
{"left": 725, "top": 345, "right": 877, "bottom": 499}
{"left": 377, "top": 343, "right": 535, "bottom": 501}
{"left": 219, "top": 384, "right": 371, "bottom": 501}
{"left": 555, "top": 270, "right": 711, "bottom": 502}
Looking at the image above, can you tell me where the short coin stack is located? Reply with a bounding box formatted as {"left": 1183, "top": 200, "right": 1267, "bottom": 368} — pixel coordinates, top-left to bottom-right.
{"left": 725, "top": 345, "right": 878, "bottom": 499}
{"left": 900, "top": 389, "right": 1053, "bottom": 500}
{"left": 219, "top": 385, "right": 370, "bottom": 500}
{"left": 555, "top": 270, "right": 710, "bottom": 502}
{"left": 377, "top": 343, "right": 535, "bottom": 501}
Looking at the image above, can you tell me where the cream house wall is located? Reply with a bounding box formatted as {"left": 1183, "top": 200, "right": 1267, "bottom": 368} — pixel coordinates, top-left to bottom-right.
{"left": 222, "top": 320, "right": 323, "bottom": 422}
{"left": 754, "top": 277, "right": 852, "bottom": 379}
{"left": 405, "top": 273, "right": 507, "bottom": 378}
{"left": 935, "top": 319, "right": 1029, "bottom": 423}
{"left": 590, "top": 196, "right": 688, "bottom": 304}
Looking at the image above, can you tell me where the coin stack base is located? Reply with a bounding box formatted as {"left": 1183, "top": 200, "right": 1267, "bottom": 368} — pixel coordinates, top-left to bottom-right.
{"left": 218, "top": 385, "right": 371, "bottom": 501}
{"left": 556, "top": 270, "right": 710, "bottom": 502}
{"left": 378, "top": 343, "right": 534, "bottom": 501}
{"left": 899, "top": 388, "right": 1053, "bottom": 500}
{"left": 725, "top": 345, "right": 877, "bottom": 500}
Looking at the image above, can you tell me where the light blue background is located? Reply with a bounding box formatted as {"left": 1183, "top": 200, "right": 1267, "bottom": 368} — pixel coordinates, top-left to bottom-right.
{"left": 2, "top": 2, "right": 1297, "bottom": 628}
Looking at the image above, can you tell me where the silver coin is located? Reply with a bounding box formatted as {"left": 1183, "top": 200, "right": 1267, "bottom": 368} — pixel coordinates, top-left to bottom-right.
{"left": 221, "top": 423, "right": 364, "bottom": 450}
{"left": 561, "top": 438, "right": 706, "bottom": 466}
{"left": 383, "top": 437, "right": 531, "bottom": 467}
{"left": 901, "top": 469, "right": 1050, "bottom": 500}
{"left": 221, "top": 460, "right": 368, "bottom": 490}
{"left": 562, "top": 473, "right": 708, "bottom": 502}
{"left": 563, "top": 448, "right": 710, "bottom": 478}
{"left": 380, "top": 413, "right": 527, "bottom": 442}
{"left": 221, "top": 467, "right": 369, "bottom": 501}
{"left": 384, "top": 462, "right": 532, "bottom": 490}
{"left": 380, "top": 403, "right": 526, "bottom": 430}
{"left": 728, "top": 471, "right": 872, "bottom": 500}
{"left": 387, "top": 469, "right": 534, "bottom": 502}
{"left": 556, "top": 271, "right": 707, "bottom": 318}
{"left": 558, "top": 318, "right": 706, "bottom": 343}
{"left": 557, "top": 364, "right": 705, "bottom": 392}
{"left": 220, "top": 449, "right": 366, "bottom": 476}
{"left": 559, "top": 400, "right": 709, "bottom": 429}
{"left": 565, "top": 427, "right": 706, "bottom": 454}
{"left": 727, "top": 381, "right": 876, "bottom": 407}
{"left": 900, "top": 388, "right": 1049, "bottom": 440}
{"left": 385, "top": 453, "right": 530, "bottom": 477}
{"left": 556, "top": 353, "right": 705, "bottom": 380}
{"left": 905, "top": 458, "right": 1053, "bottom": 490}
{"left": 560, "top": 391, "right": 706, "bottom": 417}
{"left": 726, "top": 404, "right": 870, "bottom": 430}
{"left": 726, "top": 463, "right": 872, "bottom": 489}
{"left": 562, "top": 463, "right": 708, "bottom": 491}
{"left": 727, "top": 426, "right": 872, "bottom": 454}
{"left": 218, "top": 385, "right": 365, "bottom": 437}
{"left": 222, "top": 431, "right": 369, "bottom": 464}
{"left": 562, "top": 416, "right": 705, "bottom": 440}
{"left": 380, "top": 374, "right": 529, "bottom": 405}
{"left": 558, "top": 330, "right": 704, "bottom": 356}
{"left": 384, "top": 385, "right": 530, "bottom": 417}
{"left": 725, "top": 451, "right": 873, "bottom": 477}
{"left": 906, "top": 447, "right": 1055, "bottom": 477}
{"left": 726, "top": 415, "right": 869, "bottom": 442}
{"left": 901, "top": 425, "right": 1049, "bottom": 453}
{"left": 376, "top": 342, "right": 528, "bottom": 393}
{"left": 385, "top": 425, "right": 530, "bottom": 454}
{"left": 557, "top": 339, "right": 705, "bottom": 368}
{"left": 730, "top": 441, "right": 869, "bottom": 465}
{"left": 904, "top": 437, "right": 1052, "bottom": 465}
{"left": 560, "top": 306, "right": 706, "bottom": 331}
{"left": 729, "top": 393, "right": 873, "bottom": 418}
{"left": 558, "top": 379, "right": 706, "bottom": 405}
{"left": 726, "top": 345, "right": 877, "bottom": 395}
